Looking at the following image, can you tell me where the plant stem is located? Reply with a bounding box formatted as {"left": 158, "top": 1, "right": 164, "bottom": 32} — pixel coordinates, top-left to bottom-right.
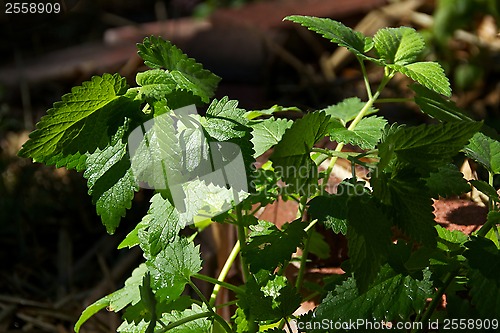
{"left": 375, "top": 98, "right": 413, "bottom": 104}
{"left": 188, "top": 280, "right": 233, "bottom": 333}
{"left": 204, "top": 240, "right": 243, "bottom": 306}
{"left": 477, "top": 172, "right": 497, "bottom": 237}
{"left": 193, "top": 272, "right": 244, "bottom": 297}
{"left": 236, "top": 205, "right": 250, "bottom": 283}
{"left": 295, "top": 225, "right": 314, "bottom": 291}
{"left": 358, "top": 58, "right": 372, "bottom": 99}
{"left": 322, "top": 74, "right": 390, "bottom": 184}
{"left": 413, "top": 272, "right": 455, "bottom": 333}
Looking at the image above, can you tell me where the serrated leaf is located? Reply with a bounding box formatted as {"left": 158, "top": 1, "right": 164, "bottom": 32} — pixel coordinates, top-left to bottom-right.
{"left": 312, "top": 266, "right": 433, "bottom": 325}
{"left": 378, "top": 122, "right": 482, "bottom": 172}
{"left": 321, "top": 97, "right": 377, "bottom": 124}
{"left": 129, "top": 103, "right": 184, "bottom": 196}
{"left": 386, "top": 177, "right": 437, "bottom": 246}
{"left": 465, "top": 237, "right": 500, "bottom": 283}
{"left": 238, "top": 276, "right": 279, "bottom": 322}
{"left": 411, "top": 84, "right": 473, "bottom": 122}
{"left": 307, "top": 192, "right": 348, "bottom": 235}
{"left": 464, "top": 132, "right": 500, "bottom": 174}
{"left": 143, "top": 193, "right": 183, "bottom": 256}
{"left": 425, "top": 164, "right": 471, "bottom": 198}
{"left": 285, "top": 16, "right": 372, "bottom": 59}
{"left": 146, "top": 237, "right": 202, "bottom": 302}
{"left": 75, "top": 264, "right": 147, "bottom": 332}
{"left": 270, "top": 112, "right": 331, "bottom": 196}
{"left": 18, "top": 73, "right": 135, "bottom": 165}
{"left": 329, "top": 116, "right": 386, "bottom": 149}
{"left": 469, "top": 180, "right": 499, "bottom": 202}
{"left": 467, "top": 269, "right": 500, "bottom": 318}
{"left": 250, "top": 118, "right": 292, "bottom": 157}
{"left": 84, "top": 124, "right": 138, "bottom": 233}
{"left": 162, "top": 304, "right": 212, "bottom": 333}
{"left": 203, "top": 97, "right": 255, "bottom": 182}
{"left": 389, "top": 62, "right": 451, "bottom": 96}
{"left": 435, "top": 224, "right": 468, "bottom": 253}
{"left": 347, "top": 194, "right": 392, "bottom": 292}
{"left": 243, "top": 219, "right": 306, "bottom": 273}
{"left": 136, "top": 69, "right": 177, "bottom": 101}
{"left": 373, "top": 27, "right": 425, "bottom": 65}
{"left": 137, "top": 37, "right": 220, "bottom": 103}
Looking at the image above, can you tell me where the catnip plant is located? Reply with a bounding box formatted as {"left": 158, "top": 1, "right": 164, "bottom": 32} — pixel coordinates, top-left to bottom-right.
{"left": 18, "top": 15, "right": 500, "bottom": 333}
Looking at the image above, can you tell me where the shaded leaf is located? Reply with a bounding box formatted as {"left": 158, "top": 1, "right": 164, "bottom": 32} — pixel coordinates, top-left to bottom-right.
{"left": 464, "top": 132, "right": 500, "bottom": 174}
{"left": 270, "top": 112, "right": 331, "bottom": 196}
{"left": 312, "top": 266, "right": 433, "bottom": 325}
{"left": 425, "top": 164, "right": 471, "bottom": 198}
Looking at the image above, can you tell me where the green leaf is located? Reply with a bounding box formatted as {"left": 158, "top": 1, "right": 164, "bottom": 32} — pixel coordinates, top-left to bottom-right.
{"left": 162, "top": 304, "right": 212, "bottom": 333}
{"left": 136, "top": 69, "right": 177, "bottom": 101}
{"left": 237, "top": 276, "right": 279, "bottom": 322}
{"left": 130, "top": 102, "right": 184, "bottom": 197}
{"left": 83, "top": 123, "right": 138, "bottom": 233}
{"left": 250, "top": 118, "right": 292, "bottom": 157}
{"left": 321, "top": 97, "right": 377, "bottom": 124}
{"left": 411, "top": 84, "right": 473, "bottom": 122}
{"left": 425, "top": 164, "right": 471, "bottom": 198}
{"left": 386, "top": 177, "right": 437, "bottom": 246}
{"left": 203, "top": 97, "right": 255, "bottom": 179}
{"left": 373, "top": 27, "right": 425, "bottom": 65}
{"left": 243, "top": 219, "right": 306, "bottom": 273}
{"left": 137, "top": 37, "right": 220, "bottom": 103}
{"left": 307, "top": 186, "right": 350, "bottom": 235}
{"left": 378, "top": 122, "right": 482, "bottom": 172}
{"left": 347, "top": 194, "right": 392, "bottom": 292}
{"left": 389, "top": 62, "right": 451, "bottom": 96}
{"left": 312, "top": 266, "right": 433, "bottom": 324}
{"left": 244, "top": 105, "right": 301, "bottom": 120}
{"left": 435, "top": 224, "right": 468, "bottom": 253}
{"left": 118, "top": 220, "right": 148, "bottom": 249}
{"left": 146, "top": 237, "right": 202, "bottom": 302}
{"left": 142, "top": 193, "right": 183, "bottom": 256}
{"left": 329, "top": 116, "right": 387, "bottom": 150}
{"left": 469, "top": 180, "right": 499, "bottom": 202}
{"left": 75, "top": 264, "right": 147, "bottom": 332}
{"left": 270, "top": 112, "right": 331, "bottom": 196}
{"left": 18, "top": 73, "right": 135, "bottom": 165}
{"left": 285, "top": 16, "right": 372, "bottom": 58}
{"left": 464, "top": 237, "right": 500, "bottom": 317}
{"left": 464, "top": 132, "right": 500, "bottom": 174}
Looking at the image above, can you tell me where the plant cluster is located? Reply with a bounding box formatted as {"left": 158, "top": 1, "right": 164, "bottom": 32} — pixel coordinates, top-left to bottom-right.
{"left": 19, "top": 15, "right": 500, "bottom": 332}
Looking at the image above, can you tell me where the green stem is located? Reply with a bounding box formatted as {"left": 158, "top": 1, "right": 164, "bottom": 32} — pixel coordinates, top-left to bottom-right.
{"left": 322, "top": 72, "right": 393, "bottom": 185}
{"left": 477, "top": 172, "right": 497, "bottom": 237}
{"left": 375, "top": 98, "right": 413, "bottom": 104}
{"left": 204, "top": 240, "right": 243, "bottom": 306}
{"left": 193, "top": 272, "right": 244, "bottom": 297}
{"left": 358, "top": 58, "right": 372, "bottom": 99}
{"left": 188, "top": 280, "right": 232, "bottom": 333}
{"left": 236, "top": 205, "right": 250, "bottom": 282}
{"left": 413, "top": 272, "right": 455, "bottom": 333}
{"left": 295, "top": 224, "right": 314, "bottom": 291}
